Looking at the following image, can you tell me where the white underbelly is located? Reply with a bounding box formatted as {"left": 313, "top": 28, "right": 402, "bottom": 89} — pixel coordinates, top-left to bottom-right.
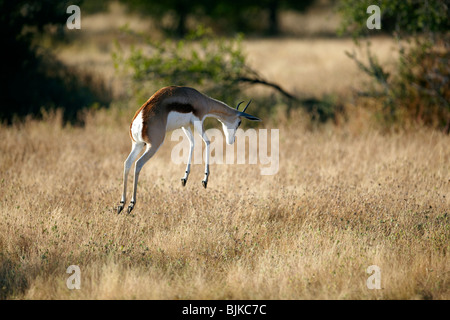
{"left": 166, "top": 111, "right": 194, "bottom": 131}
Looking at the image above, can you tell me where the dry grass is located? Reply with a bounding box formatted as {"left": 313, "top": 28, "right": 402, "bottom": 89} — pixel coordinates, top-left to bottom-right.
{"left": 1, "top": 1, "right": 448, "bottom": 300}
{"left": 0, "top": 108, "right": 448, "bottom": 299}
{"left": 244, "top": 36, "right": 397, "bottom": 99}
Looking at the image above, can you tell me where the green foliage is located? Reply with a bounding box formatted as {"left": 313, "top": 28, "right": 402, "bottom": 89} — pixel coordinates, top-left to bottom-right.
{"left": 338, "top": 0, "right": 450, "bottom": 132}
{"left": 337, "top": 0, "right": 450, "bottom": 39}
{"left": 120, "top": 0, "right": 207, "bottom": 37}
{"left": 114, "top": 27, "right": 252, "bottom": 104}
{"left": 396, "top": 37, "right": 450, "bottom": 130}
{"left": 121, "top": 0, "right": 315, "bottom": 36}
{"left": 82, "top": 0, "right": 111, "bottom": 14}
{"left": 114, "top": 25, "right": 345, "bottom": 123}
{"left": 205, "top": 0, "right": 316, "bottom": 35}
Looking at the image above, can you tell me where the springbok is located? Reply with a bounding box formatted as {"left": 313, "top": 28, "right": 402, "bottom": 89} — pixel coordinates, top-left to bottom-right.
{"left": 117, "top": 86, "right": 261, "bottom": 214}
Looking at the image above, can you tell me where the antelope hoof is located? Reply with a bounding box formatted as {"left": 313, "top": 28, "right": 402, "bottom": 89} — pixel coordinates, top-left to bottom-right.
{"left": 117, "top": 201, "right": 125, "bottom": 214}
{"left": 127, "top": 202, "right": 135, "bottom": 214}
{"left": 181, "top": 178, "right": 187, "bottom": 187}
{"left": 202, "top": 180, "right": 207, "bottom": 188}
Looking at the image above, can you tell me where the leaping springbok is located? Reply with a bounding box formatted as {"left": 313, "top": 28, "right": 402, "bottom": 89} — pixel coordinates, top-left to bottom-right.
{"left": 117, "top": 86, "right": 261, "bottom": 214}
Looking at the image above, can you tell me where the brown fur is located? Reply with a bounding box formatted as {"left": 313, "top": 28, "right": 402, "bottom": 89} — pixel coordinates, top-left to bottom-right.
{"left": 129, "top": 86, "right": 238, "bottom": 144}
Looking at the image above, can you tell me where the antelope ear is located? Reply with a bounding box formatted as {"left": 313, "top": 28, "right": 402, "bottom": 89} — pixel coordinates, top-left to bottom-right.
{"left": 238, "top": 112, "right": 261, "bottom": 121}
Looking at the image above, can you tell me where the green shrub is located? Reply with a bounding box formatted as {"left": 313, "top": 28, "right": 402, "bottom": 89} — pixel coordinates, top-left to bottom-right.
{"left": 114, "top": 27, "right": 248, "bottom": 104}
{"left": 338, "top": 0, "right": 449, "bottom": 132}
{"left": 113, "top": 26, "right": 345, "bottom": 123}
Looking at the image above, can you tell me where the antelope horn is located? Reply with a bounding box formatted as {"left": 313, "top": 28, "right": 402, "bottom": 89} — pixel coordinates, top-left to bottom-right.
{"left": 242, "top": 99, "right": 252, "bottom": 113}
{"left": 236, "top": 101, "right": 244, "bottom": 110}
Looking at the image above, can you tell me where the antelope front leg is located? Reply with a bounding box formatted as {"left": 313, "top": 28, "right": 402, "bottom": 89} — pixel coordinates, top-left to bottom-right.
{"left": 181, "top": 127, "right": 194, "bottom": 186}
{"left": 201, "top": 137, "right": 210, "bottom": 189}
{"left": 194, "top": 120, "right": 210, "bottom": 188}
{"left": 202, "top": 164, "right": 209, "bottom": 188}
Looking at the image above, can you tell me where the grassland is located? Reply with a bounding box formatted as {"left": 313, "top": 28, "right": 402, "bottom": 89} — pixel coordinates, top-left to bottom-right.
{"left": 0, "top": 3, "right": 448, "bottom": 300}
{"left": 0, "top": 107, "right": 448, "bottom": 299}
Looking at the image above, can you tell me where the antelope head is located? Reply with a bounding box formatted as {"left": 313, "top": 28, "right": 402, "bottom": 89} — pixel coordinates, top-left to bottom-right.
{"left": 221, "top": 99, "right": 261, "bottom": 145}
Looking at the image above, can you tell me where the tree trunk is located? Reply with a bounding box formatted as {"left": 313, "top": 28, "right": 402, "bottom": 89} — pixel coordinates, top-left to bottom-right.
{"left": 176, "top": 10, "right": 187, "bottom": 37}
{"left": 268, "top": 0, "right": 279, "bottom": 35}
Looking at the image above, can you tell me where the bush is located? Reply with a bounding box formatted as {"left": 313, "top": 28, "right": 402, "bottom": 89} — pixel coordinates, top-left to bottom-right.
{"left": 114, "top": 27, "right": 247, "bottom": 103}
{"left": 0, "top": 0, "right": 112, "bottom": 124}
{"left": 113, "top": 26, "right": 301, "bottom": 107}
{"left": 397, "top": 37, "right": 449, "bottom": 131}
{"left": 338, "top": 0, "right": 450, "bottom": 132}
{"left": 113, "top": 26, "right": 346, "bottom": 124}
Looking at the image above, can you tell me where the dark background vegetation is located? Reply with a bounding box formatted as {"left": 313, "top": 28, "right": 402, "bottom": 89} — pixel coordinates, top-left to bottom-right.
{"left": 0, "top": 0, "right": 113, "bottom": 123}
{"left": 0, "top": 0, "right": 448, "bottom": 131}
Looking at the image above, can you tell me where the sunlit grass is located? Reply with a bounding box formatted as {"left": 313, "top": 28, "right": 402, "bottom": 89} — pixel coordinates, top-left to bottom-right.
{"left": 0, "top": 108, "right": 448, "bottom": 299}
{"left": 0, "top": 2, "right": 448, "bottom": 300}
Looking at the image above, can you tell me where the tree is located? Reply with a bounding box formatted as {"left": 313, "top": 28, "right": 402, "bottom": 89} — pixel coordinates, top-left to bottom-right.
{"left": 122, "top": 0, "right": 316, "bottom": 36}
{"left": 0, "top": 0, "right": 111, "bottom": 122}
{"left": 338, "top": 0, "right": 449, "bottom": 38}
{"left": 113, "top": 27, "right": 298, "bottom": 107}
{"left": 265, "top": 0, "right": 316, "bottom": 35}
{"left": 204, "top": 0, "right": 316, "bottom": 35}
{"left": 338, "top": 0, "right": 450, "bottom": 132}
{"left": 121, "top": 0, "right": 208, "bottom": 37}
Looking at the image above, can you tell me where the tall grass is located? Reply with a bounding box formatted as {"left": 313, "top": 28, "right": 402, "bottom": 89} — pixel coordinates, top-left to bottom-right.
{"left": 0, "top": 1, "right": 448, "bottom": 300}
{"left": 0, "top": 108, "right": 448, "bottom": 299}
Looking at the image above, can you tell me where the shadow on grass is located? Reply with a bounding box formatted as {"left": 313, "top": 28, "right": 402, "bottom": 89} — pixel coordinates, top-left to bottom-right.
{"left": 0, "top": 50, "right": 112, "bottom": 125}
{"left": 0, "top": 259, "right": 28, "bottom": 300}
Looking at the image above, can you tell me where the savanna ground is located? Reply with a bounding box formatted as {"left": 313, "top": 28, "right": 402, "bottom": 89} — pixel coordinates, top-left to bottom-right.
{"left": 0, "top": 3, "right": 448, "bottom": 300}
